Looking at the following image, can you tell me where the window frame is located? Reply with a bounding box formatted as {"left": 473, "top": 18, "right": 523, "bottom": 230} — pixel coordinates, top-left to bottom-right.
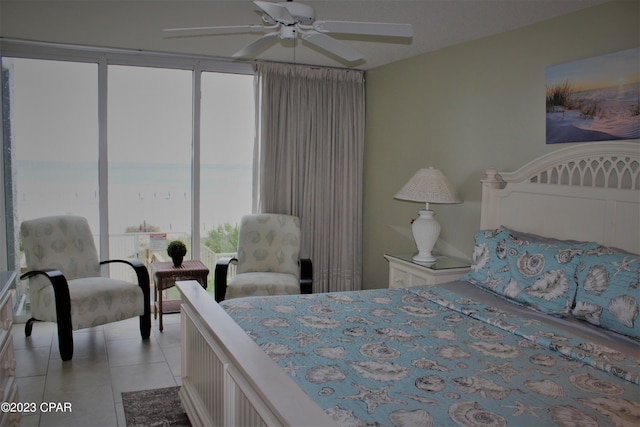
{"left": 0, "top": 38, "right": 254, "bottom": 269}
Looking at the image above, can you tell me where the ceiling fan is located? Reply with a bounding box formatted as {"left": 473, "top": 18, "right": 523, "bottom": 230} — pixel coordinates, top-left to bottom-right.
{"left": 163, "top": 0, "right": 413, "bottom": 62}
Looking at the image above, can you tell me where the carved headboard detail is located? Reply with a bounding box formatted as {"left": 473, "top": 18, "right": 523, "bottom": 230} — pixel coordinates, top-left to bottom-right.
{"left": 481, "top": 141, "right": 639, "bottom": 253}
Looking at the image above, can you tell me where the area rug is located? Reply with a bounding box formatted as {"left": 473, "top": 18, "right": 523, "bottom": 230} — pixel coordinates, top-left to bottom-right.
{"left": 122, "top": 386, "right": 191, "bottom": 427}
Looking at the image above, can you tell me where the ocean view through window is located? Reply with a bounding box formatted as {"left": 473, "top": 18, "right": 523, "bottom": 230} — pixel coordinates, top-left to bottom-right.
{"left": 2, "top": 49, "right": 255, "bottom": 315}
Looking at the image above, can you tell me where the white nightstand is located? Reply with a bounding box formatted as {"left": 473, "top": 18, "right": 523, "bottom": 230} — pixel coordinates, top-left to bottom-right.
{"left": 385, "top": 253, "right": 470, "bottom": 288}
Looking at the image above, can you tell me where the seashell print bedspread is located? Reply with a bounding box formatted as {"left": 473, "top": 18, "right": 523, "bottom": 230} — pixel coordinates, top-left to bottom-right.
{"left": 221, "top": 286, "right": 640, "bottom": 427}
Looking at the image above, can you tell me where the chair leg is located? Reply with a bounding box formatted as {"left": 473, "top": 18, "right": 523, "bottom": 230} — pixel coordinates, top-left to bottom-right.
{"left": 139, "top": 274, "right": 151, "bottom": 339}
{"left": 56, "top": 323, "right": 74, "bottom": 361}
{"left": 25, "top": 318, "right": 37, "bottom": 337}
{"left": 140, "top": 311, "right": 151, "bottom": 340}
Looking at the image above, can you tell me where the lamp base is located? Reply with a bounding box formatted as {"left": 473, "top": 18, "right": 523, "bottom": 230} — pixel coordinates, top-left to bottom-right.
{"left": 413, "top": 253, "right": 437, "bottom": 264}
{"left": 411, "top": 210, "right": 440, "bottom": 264}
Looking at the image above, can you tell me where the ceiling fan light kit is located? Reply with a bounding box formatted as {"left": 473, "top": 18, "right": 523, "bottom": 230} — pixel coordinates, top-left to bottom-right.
{"left": 164, "top": 0, "right": 413, "bottom": 64}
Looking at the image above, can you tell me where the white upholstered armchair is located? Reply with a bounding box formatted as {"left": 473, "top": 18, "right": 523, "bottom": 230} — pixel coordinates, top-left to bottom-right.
{"left": 214, "top": 214, "right": 312, "bottom": 302}
{"left": 20, "top": 215, "right": 151, "bottom": 361}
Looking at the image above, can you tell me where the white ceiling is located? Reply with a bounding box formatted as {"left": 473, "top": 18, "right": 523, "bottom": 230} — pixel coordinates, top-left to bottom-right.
{"left": 0, "top": 0, "right": 612, "bottom": 70}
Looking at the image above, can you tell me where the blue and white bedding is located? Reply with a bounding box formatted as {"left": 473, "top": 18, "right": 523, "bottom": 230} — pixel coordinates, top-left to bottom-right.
{"left": 221, "top": 285, "right": 640, "bottom": 427}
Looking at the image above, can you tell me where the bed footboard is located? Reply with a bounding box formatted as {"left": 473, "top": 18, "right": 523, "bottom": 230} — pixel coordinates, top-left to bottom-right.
{"left": 177, "top": 280, "right": 336, "bottom": 427}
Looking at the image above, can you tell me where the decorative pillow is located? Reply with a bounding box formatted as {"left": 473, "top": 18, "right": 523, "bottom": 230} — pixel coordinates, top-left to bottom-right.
{"left": 572, "top": 247, "right": 640, "bottom": 339}
{"left": 463, "top": 228, "right": 511, "bottom": 291}
{"left": 501, "top": 237, "right": 596, "bottom": 317}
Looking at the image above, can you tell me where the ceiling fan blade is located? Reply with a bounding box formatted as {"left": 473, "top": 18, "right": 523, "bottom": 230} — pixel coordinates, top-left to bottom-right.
{"left": 233, "top": 32, "right": 280, "bottom": 59}
{"left": 302, "top": 32, "right": 364, "bottom": 62}
{"left": 254, "top": 1, "right": 296, "bottom": 25}
{"left": 163, "top": 24, "right": 268, "bottom": 37}
{"left": 313, "top": 21, "right": 413, "bottom": 38}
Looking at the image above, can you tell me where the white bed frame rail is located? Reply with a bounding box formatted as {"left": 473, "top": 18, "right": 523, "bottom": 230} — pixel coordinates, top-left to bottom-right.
{"left": 177, "top": 280, "right": 337, "bottom": 427}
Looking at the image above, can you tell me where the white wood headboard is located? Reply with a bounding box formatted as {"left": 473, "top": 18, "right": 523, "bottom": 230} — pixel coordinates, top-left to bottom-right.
{"left": 481, "top": 141, "right": 640, "bottom": 254}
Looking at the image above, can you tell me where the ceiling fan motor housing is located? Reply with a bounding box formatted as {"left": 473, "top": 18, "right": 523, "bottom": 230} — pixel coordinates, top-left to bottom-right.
{"left": 280, "top": 26, "right": 297, "bottom": 39}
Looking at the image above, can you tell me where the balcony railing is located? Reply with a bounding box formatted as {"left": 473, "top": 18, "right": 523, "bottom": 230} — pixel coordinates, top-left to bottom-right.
{"left": 108, "top": 231, "right": 237, "bottom": 291}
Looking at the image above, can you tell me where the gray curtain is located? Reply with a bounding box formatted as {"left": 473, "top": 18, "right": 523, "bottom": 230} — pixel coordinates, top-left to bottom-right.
{"left": 254, "top": 62, "right": 364, "bottom": 293}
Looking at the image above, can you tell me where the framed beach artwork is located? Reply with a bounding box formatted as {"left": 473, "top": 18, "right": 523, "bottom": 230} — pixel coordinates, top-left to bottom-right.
{"left": 546, "top": 47, "right": 639, "bottom": 144}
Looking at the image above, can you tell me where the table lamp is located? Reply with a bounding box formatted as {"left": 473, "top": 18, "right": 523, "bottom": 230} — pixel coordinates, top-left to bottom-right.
{"left": 394, "top": 167, "right": 463, "bottom": 263}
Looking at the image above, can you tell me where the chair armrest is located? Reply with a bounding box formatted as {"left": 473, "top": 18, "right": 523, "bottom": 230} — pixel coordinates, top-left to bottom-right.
{"left": 100, "top": 258, "right": 151, "bottom": 339}
{"left": 300, "top": 259, "right": 312, "bottom": 294}
{"left": 100, "top": 258, "right": 151, "bottom": 338}
{"left": 20, "top": 269, "right": 71, "bottom": 302}
{"left": 214, "top": 258, "right": 237, "bottom": 303}
{"left": 20, "top": 269, "right": 73, "bottom": 337}
{"left": 101, "top": 258, "right": 150, "bottom": 289}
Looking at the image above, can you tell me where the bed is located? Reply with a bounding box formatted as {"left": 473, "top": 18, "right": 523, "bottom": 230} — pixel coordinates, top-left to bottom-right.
{"left": 177, "top": 140, "right": 639, "bottom": 427}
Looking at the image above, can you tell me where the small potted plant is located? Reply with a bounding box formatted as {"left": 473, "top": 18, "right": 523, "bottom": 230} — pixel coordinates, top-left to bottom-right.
{"left": 167, "top": 240, "right": 187, "bottom": 267}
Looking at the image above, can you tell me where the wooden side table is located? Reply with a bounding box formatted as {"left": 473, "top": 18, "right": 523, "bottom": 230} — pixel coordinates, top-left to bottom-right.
{"left": 151, "top": 260, "right": 209, "bottom": 331}
{"left": 385, "top": 253, "right": 470, "bottom": 288}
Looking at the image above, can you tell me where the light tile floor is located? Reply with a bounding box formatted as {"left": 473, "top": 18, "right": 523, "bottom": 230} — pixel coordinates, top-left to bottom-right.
{"left": 12, "top": 312, "right": 182, "bottom": 427}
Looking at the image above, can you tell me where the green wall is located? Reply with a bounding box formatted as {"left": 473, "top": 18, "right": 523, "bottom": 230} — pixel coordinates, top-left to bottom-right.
{"left": 362, "top": 0, "right": 639, "bottom": 289}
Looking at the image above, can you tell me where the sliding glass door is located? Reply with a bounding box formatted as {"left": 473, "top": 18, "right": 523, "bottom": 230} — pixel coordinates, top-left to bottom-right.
{"left": 2, "top": 57, "right": 99, "bottom": 316}
{"left": 1, "top": 44, "right": 255, "bottom": 311}
{"left": 107, "top": 65, "right": 193, "bottom": 269}
{"left": 199, "top": 72, "right": 254, "bottom": 269}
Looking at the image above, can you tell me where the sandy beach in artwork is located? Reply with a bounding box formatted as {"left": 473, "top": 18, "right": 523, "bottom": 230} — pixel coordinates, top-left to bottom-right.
{"left": 546, "top": 83, "right": 640, "bottom": 144}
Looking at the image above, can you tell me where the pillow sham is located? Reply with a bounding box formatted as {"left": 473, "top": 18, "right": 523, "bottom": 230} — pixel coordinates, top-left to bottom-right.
{"left": 464, "top": 228, "right": 597, "bottom": 317}
{"left": 572, "top": 247, "right": 640, "bottom": 339}
{"left": 463, "top": 228, "right": 511, "bottom": 291}
{"left": 502, "top": 237, "right": 595, "bottom": 317}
